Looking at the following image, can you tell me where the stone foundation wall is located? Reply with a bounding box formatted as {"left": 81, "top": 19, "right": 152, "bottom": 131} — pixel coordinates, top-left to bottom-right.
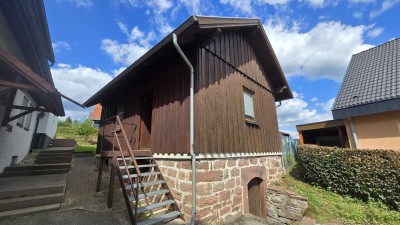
{"left": 266, "top": 186, "right": 308, "bottom": 224}
{"left": 157, "top": 155, "right": 284, "bottom": 224}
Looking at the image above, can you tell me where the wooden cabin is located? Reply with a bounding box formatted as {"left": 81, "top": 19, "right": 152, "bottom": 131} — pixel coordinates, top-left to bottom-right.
{"left": 84, "top": 15, "right": 292, "bottom": 225}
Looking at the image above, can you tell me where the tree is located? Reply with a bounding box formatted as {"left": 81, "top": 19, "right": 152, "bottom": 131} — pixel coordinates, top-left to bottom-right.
{"left": 75, "top": 119, "right": 97, "bottom": 140}
{"left": 65, "top": 117, "right": 72, "bottom": 124}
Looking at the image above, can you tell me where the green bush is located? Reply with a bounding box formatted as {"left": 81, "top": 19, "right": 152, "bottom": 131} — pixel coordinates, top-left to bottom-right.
{"left": 296, "top": 145, "right": 400, "bottom": 210}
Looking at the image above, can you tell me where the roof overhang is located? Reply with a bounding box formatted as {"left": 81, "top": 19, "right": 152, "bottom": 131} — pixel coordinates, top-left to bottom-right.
{"left": 296, "top": 119, "right": 345, "bottom": 132}
{"left": 332, "top": 98, "right": 400, "bottom": 119}
{"left": 84, "top": 15, "right": 293, "bottom": 107}
{"left": 0, "top": 0, "right": 64, "bottom": 116}
{"left": 0, "top": 47, "right": 64, "bottom": 116}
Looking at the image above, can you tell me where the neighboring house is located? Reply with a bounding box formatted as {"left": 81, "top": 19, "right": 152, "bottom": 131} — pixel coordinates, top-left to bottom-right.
{"left": 89, "top": 103, "right": 102, "bottom": 128}
{"left": 297, "top": 38, "right": 400, "bottom": 150}
{"left": 0, "top": 0, "right": 64, "bottom": 172}
{"left": 84, "top": 16, "right": 292, "bottom": 223}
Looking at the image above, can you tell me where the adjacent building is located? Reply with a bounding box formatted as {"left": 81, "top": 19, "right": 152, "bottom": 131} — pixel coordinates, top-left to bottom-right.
{"left": 297, "top": 38, "right": 400, "bottom": 150}
{"left": 0, "top": 0, "right": 64, "bottom": 172}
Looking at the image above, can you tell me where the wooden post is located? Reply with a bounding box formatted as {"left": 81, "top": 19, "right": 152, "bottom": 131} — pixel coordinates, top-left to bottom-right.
{"left": 337, "top": 127, "right": 345, "bottom": 148}
{"left": 298, "top": 132, "right": 304, "bottom": 144}
{"left": 108, "top": 164, "right": 115, "bottom": 209}
{"left": 96, "top": 157, "right": 104, "bottom": 192}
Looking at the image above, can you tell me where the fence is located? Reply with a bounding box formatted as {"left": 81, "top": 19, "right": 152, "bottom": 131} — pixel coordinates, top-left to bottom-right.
{"left": 281, "top": 133, "right": 298, "bottom": 169}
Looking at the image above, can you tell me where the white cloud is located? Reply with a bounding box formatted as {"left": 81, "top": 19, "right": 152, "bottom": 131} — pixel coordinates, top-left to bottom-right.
{"left": 51, "top": 63, "right": 113, "bottom": 104}
{"left": 370, "top": 0, "right": 400, "bottom": 19}
{"left": 52, "top": 41, "right": 71, "bottom": 53}
{"left": 352, "top": 12, "right": 363, "bottom": 19}
{"left": 350, "top": 0, "right": 375, "bottom": 3}
{"left": 56, "top": 0, "right": 94, "bottom": 7}
{"left": 179, "top": 0, "right": 201, "bottom": 13}
{"left": 277, "top": 92, "right": 334, "bottom": 138}
{"left": 147, "top": 0, "right": 173, "bottom": 13}
{"left": 303, "top": 0, "right": 326, "bottom": 7}
{"left": 220, "top": 0, "right": 253, "bottom": 14}
{"left": 112, "top": 67, "right": 127, "bottom": 77}
{"left": 264, "top": 19, "right": 374, "bottom": 81}
{"left": 310, "top": 97, "right": 318, "bottom": 102}
{"left": 367, "top": 27, "right": 384, "bottom": 38}
{"left": 101, "top": 23, "right": 154, "bottom": 66}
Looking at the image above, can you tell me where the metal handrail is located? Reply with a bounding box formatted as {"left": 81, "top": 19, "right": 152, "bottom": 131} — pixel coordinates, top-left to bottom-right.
{"left": 109, "top": 115, "right": 140, "bottom": 223}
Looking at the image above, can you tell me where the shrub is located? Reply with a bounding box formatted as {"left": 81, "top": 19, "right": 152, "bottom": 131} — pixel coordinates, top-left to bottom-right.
{"left": 296, "top": 145, "right": 400, "bottom": 210}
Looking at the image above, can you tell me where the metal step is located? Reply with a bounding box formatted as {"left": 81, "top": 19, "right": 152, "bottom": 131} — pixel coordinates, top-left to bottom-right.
{"left": 136, "top": 199, "right": 175, "bottom": 214}
{"left": 122, "top": 172, "right": 160, "bottom": 179}
{"left": 117, "top": 157, "right": 153, "bottom": 161}
{"left": 119, "top": 164, "right": 157, "bottom": 170}
{"left": 125, "top": 180, "right": 165, "bottom": 189}
{"left": 129, "top": 189, "right": 169, "bottom": 201}
{"left": 137, "top": 211, "right": 181, "bottom": 225}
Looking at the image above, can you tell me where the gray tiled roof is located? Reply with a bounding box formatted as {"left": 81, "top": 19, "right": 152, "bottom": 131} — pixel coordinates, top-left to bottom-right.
{"left": 332, "top": 38, "right": 400, "bottom": 111}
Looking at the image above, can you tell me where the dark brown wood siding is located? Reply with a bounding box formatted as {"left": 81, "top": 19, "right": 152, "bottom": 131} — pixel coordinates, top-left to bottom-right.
{"left": 97, "top": 30, "right": 281, "bottom": 155}
{"left": 98, "top": 51, "right": 191, "bottom": 154}
{"left": 194, "top": 30, "right": 281, "bottom": 154}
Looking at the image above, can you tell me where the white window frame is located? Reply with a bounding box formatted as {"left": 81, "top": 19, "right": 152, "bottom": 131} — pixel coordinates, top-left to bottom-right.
{"left": 243, "top": 87, "right": 255, "bottom": 121}
{"left": 16, "top": 96, "right": 33, "bottom": 130}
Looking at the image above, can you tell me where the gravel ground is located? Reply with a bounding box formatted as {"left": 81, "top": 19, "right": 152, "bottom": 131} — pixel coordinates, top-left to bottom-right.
{"left": 18, "top": 153, "right": 38, "bottom": 165}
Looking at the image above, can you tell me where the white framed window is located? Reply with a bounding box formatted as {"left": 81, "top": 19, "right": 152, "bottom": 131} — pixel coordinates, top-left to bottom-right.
{"left": 16, "top": 96, "right": 29, "bottom": 127}
{"left": 23, "top": 102, "right": 33, "bottom": 130}
{"left": 16, "top": 96, "right": 32, "bottom": 130}
{"left": 243, "top": 88, "right": 255, "bottom": 120}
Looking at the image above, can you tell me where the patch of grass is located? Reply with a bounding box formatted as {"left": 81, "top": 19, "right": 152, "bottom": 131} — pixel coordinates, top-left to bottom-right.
{"left": 278, "top": 174, "right": 400, "bottom": 224}
{"left": 75, "top": 145, "right": 96, "bottom": 153}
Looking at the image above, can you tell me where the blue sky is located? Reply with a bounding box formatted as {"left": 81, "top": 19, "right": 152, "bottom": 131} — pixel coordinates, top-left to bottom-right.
{"left": 45, "top": 0, "right": 400, "bottom": 137}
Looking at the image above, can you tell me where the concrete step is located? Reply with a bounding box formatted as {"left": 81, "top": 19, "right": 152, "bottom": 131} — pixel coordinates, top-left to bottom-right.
{"left": 51, "top": 139, "right": 76, "bottom": 148}
{"left": 38, "top": 150, "right": 74, "bottom": 154}
{"left": 38, "top": 152, "right": 73, "bottom": 157}
{"left": 0, "top": 193, "right": 63, "bottom": 212}
{"left": 138, "top": 211, "right": 181, "bottom": 225}
{"left": 0, "top": 185, "right": 65, "bottom": 200}
{"left": 1, "top": 168, "right": 70, "bottom": 177}
{"left": 0, "top": 203, "right": 60, "bottom": 220}
{"left": 36, "top": 157, "right": 72, "bottom": 164}
{"left": 0, "top": 175, "right": 66, "bottom": 200}
{"left": 3, "top": 164, "right": 71, "bottom": 172}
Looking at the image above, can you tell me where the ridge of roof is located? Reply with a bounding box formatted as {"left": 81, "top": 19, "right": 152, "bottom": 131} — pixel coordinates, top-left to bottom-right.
{"left": 84, "top": 15, "right": 293, "bottom": 106}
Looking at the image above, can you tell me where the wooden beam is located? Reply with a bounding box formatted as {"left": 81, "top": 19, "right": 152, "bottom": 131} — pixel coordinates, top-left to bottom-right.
{"left": 0, "top": 47, "right": 57, "bottom": 94}
{"left": 11, "top": 105, "right": 49, "bottom": 112}
{"left": 6, "top": 108, "right": 34, "bottom": 123}
{"left": 0, "top": 80, "right": 39, "bottom": 91}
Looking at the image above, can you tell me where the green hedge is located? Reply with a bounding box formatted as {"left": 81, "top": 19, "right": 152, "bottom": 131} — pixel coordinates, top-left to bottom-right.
{"left": 296, "top": 145, "right": 400, "bottom": 210}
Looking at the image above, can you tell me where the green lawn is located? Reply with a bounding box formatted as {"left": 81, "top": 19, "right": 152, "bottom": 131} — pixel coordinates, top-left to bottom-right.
{"left": 276, "top": 174, "right": 400, "bottom": 224}
{"left": 75, "top": 145, "right": 97, "bottom": 153}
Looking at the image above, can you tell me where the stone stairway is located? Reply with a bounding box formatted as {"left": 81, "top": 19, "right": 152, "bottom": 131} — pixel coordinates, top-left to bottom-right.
{"left": 0, "top": 139, "right": 75, "bottom": 219}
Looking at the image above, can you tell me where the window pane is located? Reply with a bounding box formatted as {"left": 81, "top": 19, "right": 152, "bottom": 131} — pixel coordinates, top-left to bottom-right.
{"left": 24, "top": 102, "right": 32, "bottom": 130}
{"left": 17, "top": 96, "right": 29, "bottom": 126}
{"left": 243, "top": 90, "right": 254, "bottom": 119}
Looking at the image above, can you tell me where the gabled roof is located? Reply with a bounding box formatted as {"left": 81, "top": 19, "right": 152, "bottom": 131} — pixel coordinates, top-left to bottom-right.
{"left": 84, "top": 15, "right": 293, "bottom": 107}
{"left": 332, "top": 38, "right": 400, "bottom": 119}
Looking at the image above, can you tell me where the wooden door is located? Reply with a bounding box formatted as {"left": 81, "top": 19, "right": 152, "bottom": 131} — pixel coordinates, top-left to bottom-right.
{"left": 139, "top": 95, "right": 152, "bottom": 149}
{"left": 248, "top": 178, "right": 263, "bottom": 217}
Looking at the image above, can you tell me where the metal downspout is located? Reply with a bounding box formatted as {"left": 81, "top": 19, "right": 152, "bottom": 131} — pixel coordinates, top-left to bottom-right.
{"left": 348, "top": 117, "right": 359, "bottom": 149}
{"left": 172, "top": 33, "right": 196, "bottom": 224}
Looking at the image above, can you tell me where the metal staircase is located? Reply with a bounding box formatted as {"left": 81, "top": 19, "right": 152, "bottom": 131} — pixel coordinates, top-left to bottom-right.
{"left": 107, "top": 116, "right": 181, "bottom": 225}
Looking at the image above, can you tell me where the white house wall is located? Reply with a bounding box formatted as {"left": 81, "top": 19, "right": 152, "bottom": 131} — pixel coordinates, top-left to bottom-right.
{"left": 0, "top": 90, "right": 37, "bottom": 172}
{"left": 37, "top": 112, "right": 58, "bottom": 138}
